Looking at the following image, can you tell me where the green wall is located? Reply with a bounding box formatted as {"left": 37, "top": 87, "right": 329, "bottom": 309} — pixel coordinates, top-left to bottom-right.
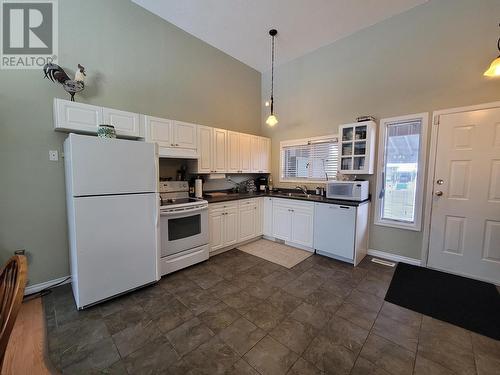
{"left": 0, "top": 0, "right": 261, "bottom": 286}
{"left": 261, "top": 0, "right": 500, "bottom": 260}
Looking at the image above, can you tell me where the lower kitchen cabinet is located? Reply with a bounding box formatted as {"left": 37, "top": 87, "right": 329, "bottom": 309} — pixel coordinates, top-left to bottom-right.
{"left": 238, "top": 199, "right": 258, "bottom": 242}
{"left": 272, "top": 198, "right": 314, "bottom": 250}
{"left": 208, "top": 202, "right": 239, "bottom": 253}
{"left": 272, "top": 204, "right": 293, "bottom": 241}
{"left": 263, "top": 197, "right": 273, "bottom": 237}
{"left": 209, "top": 196, "right": 368, "bottom": 265}
{"left": 291, "top": 205, "right": 315, "bottom": 248}
{"left": 256, "top": 197, "right": 263, "bottom": 236}
{"left": 208, "top": 198, "right": 263, "bottom": 254}
{"left": 209, "top": 209, "right": 224, "bottom": 252}
{"left": 224, "top": 205, "right": 239, "bottom": 247}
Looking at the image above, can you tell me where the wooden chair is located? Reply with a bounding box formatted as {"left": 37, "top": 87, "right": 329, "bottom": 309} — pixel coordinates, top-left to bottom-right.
{"left": 0, "top": 256, "right": 27, "bottom": 369}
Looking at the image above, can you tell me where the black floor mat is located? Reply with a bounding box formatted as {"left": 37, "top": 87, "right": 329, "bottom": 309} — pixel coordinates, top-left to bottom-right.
{"left": 385, "top": 263, "right": 500, "bottom": 340}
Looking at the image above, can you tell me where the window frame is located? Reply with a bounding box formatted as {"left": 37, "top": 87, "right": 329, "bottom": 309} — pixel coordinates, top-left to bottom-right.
{"left": 279, "top": 134, "right": 338, "bottom": 184}
{"left": 374, "top": 113, "right": 429, "bottom": 231}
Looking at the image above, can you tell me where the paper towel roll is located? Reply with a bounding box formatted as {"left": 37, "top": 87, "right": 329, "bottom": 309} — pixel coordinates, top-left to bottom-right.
{"left": 195, "top": 179, "right": 203, "bottom": 198}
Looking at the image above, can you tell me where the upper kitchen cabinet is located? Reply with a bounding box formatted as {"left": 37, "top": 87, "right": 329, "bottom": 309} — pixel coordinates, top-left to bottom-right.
{"left": 142, "top": 115, "right": 198, "bottom": 158}
{"left": 54, "top": 99, "right": 141, "bottom": 138}
{"left": 239, "top": 133, "right": 252, "bottom": 173}
{"left": 212, "top": 128, "right": 227, "bottom": 173}
{"left": 227, "top": 132, "right": 269, "bottom": 174}
{"left": 260, "top": 137, "right": 271, "bottom": 173}
{"left": 338, "top": 121, "right": 376, "bottom": 174}
{"left": 172, "top": 121, "right": 197, "bottom": 150}
{"left": 194, "top": 127, "right": 227, "bottom": 173}
{"left": 251, "top": 136, "right": 271, "bottom": 173}
{"left": 251, "top": 136, "right": 261, "bottom": 172}
{"left": 197, "top": 125, "right": 213, "bottom": 174}
{"left": 54, "top": 99, "right": 102, "bottom": 134}
{"left": 142, "top": 115, "right": 172, "bottom": 148}
{"left": 102, "top": 108, "right": 141, "bottom": 138}
{"left": 227, "top": 131, "right": 241, "bottom": 173}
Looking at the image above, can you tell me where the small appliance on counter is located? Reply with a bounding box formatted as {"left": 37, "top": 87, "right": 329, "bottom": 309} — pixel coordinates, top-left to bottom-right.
{"left": 326, "top": 180, "right": 369, "bottom": 201}
{"left": 255, "top": 176, "right": 269, "bottom": 192}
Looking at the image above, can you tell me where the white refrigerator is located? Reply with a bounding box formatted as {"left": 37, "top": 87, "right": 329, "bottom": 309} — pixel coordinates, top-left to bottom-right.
{"left": 64, "top": 133, "right": 159, "bottom": 309}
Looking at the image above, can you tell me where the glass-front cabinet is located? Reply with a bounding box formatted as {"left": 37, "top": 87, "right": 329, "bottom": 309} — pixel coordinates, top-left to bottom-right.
{"left": 339, "top": 121, "right": 376, "bottom": 174}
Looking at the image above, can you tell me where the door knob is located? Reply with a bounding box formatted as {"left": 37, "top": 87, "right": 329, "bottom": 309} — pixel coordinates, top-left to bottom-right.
{"left": 435, "top": 191, "right": 443, "bottom": 196}
{"left": 436, "top": 179, "right": 444, "bottom": 185}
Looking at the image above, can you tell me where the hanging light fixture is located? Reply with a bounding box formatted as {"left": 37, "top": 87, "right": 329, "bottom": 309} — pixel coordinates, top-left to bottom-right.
{"left": 484, "top": 23, "right": 500, "bottom": 77}
{"left": 266, "top": 29, "right": 278, "bottom": 126}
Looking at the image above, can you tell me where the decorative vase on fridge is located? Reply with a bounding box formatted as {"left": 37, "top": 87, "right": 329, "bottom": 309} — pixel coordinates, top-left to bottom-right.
{"left": 97, "top": 125, "right": 116, "bottom": 138}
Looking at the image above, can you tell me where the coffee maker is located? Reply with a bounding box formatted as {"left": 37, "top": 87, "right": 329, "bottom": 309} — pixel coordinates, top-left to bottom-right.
{"left": 255, "top": 176, "right": 269, "bottom": 192}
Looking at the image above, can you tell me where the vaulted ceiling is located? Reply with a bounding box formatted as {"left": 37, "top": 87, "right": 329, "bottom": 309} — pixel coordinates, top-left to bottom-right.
{"left": 132, "top": 0, "right": 428, "bottom": 72}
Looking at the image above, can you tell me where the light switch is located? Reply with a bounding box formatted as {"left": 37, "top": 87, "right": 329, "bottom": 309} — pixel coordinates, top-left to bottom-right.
{"left": 49, "top": 150, "right": 59, "bottom": 161}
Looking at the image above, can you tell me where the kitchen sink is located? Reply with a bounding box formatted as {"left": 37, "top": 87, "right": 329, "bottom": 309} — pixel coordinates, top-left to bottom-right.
{"left": 273, "top": 191, "right": 320, "bottom": 199}
{"left": 285, "top": 192, "right": 311, "bottom": 198}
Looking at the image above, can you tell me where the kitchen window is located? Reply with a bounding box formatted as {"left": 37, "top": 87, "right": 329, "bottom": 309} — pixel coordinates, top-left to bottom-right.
{"left": 280, "top": 135, "right": 338, "bottom": 183}
{"left": 375, "top": 113, "right": 428, "bottom": 231}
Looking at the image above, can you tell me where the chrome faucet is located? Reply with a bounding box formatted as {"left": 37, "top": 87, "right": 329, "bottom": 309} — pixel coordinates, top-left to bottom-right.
{"left": 295, "top": 185, "right": 308, "bottom": 196}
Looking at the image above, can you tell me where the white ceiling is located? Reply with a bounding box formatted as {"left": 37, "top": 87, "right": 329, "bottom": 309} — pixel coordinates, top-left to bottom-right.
{"left": 132, "top": 0, "right": 428, "bottom": 72}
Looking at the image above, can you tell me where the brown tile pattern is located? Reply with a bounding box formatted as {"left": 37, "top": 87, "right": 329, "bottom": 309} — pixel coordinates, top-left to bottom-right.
{"left": 44, "top": 250, "right": 494, "bottom": 374}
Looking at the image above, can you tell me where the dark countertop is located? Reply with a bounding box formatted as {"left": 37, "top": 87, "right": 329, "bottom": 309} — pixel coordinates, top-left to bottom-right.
{"left": 204, "top": 191, "right": 370, "bottom": 207}
{"left": 203, "top": 192, "right": 267, "bottom": 204}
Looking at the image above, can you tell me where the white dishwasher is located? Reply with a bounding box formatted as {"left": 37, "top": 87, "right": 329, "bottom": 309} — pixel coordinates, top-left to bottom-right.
{"left": 314, "top": 202, "right": 356, "bottom": 262}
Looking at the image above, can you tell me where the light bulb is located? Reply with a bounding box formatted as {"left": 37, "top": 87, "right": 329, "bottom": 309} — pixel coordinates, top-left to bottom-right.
{"left": 266, "top": 114, "right": 278, "bottom": 127}
{"left": 484, "top": 56, "right": 500, "bottom": 77}
{"left": 264, "top": 101, "right": 270, "bottom": 107}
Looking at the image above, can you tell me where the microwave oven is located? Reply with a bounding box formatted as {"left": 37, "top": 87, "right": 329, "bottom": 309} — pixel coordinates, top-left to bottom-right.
{"left": 326, "top": 180, "right": 369, "bottom": 201}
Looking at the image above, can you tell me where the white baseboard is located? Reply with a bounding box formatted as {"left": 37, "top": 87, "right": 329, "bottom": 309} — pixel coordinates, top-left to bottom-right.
{"left": 367, "top": 249, "right": 421, "bottom": 266}
{"left": 24, "top": 276, "right": 71, "bottom": 296}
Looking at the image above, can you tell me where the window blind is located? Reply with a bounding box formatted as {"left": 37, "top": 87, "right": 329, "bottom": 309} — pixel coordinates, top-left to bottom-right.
{"left": 281, "top": 137, "right": 338, "bottom": 181}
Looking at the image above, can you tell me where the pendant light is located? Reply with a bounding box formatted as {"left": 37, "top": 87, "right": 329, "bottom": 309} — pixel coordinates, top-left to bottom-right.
{"left": 266, "top": 29, "right": 278, "bottom": 127}
{"left": 484, "top": 23, "right": 500, "bottom": 77}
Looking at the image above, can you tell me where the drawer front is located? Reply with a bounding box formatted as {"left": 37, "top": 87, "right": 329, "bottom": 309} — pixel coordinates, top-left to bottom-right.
{"left": 238, "top": 198, "right": 258, "bottom": 208}
{"left": 273, "top": 197, "right": 314, "bottom": 211}
{"left": 209, "top": 201, "right": 238, "bottom": 212}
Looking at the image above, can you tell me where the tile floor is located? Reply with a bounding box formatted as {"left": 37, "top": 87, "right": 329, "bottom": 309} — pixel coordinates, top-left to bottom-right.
{"left": 44, "top": 249, "right": 500, "bottom": 375}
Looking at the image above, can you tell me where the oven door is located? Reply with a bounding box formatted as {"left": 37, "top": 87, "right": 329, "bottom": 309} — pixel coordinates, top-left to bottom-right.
{"left": 160, "top": 204, "right": 209, "bottom": 257}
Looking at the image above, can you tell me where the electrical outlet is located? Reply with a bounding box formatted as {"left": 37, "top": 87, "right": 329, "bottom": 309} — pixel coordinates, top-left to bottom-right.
{"left": 49, "top": 150, "right": 59, "bottom": 161}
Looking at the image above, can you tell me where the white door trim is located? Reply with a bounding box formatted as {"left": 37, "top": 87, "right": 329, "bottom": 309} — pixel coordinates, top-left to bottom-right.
{"left": 421, "top": 100, "right": 500, "bottom": 266}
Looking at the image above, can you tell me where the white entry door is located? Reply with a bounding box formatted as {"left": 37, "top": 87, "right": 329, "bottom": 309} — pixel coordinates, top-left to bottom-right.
{"left": 428, "top": 105, "right": 500, "bottom": 284}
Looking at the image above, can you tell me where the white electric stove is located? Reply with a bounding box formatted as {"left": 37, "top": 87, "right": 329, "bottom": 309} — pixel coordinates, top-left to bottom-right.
{"left": 159, "top": 181, "right": 209, "bottom": 275}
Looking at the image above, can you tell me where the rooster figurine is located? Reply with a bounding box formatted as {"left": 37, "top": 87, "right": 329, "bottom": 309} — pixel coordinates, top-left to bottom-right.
{"left": 43, "top": 63, "right": 86, "bottom": 101}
